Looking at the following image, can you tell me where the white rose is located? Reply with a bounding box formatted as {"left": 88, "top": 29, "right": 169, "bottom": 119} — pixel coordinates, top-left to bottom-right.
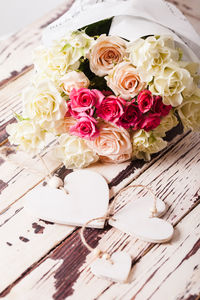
{"left": 132, "top": 129, "right": 167, "bottom": 161}
{"left": 149, "top": 62, "right": 194, "bottom": 106}
{"left": 55, "top": 134, "right": 99, "bottom": 169}
{"left": 153, "top": 111, "right": 179, "bottom": 137}
{"left": 6, "top": 120, "right": 46, "bottom": 154}
{"left": 61, "top": 71, "right": 90, "bottom": 95}
{"left": 34, "top": 31, "right": 94, "bottom": 82}
{"left": 128, "top": 35, "right": 179, "bottom": 81}
{"left": 22, "top": 80, "right": 67, "bottom": 130}
{"left": 177, "top": 88, "right": 200, "bottom": 131}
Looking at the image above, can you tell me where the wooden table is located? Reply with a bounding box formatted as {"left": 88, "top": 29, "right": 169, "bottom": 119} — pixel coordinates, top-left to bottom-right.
{"left": 0, "top": 1, "right": 200, "bottom": 299}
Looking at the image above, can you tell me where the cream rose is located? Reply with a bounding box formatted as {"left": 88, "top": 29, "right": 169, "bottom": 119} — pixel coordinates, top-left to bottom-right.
{"left": 177, "top": 88, "right": 200, "bottom": 131}
{"left": 34, "top": 31, "right": 94, "bottom": 82}
{"left": 128, "top": 35, "right": 179, "bottom": 81}
{"left": 132, "top": 129, "right": 167, "bottom": 161}
{"left": 106, "top": 62, "right": 146, "bottom": 100}
{"left": 87, "top": 121, "right": 132, "bottom": 163}
{"left": 88, "top": 35, "right": 127, "bottom": 76}
{"left": 6, "top": 120, "right": 46, "bottom": 154}
{"left": 55, "top": 134, "right": 99, "bottom": 169}
{"left": 61, "top": 71, "right": 90, "bottom": 95}
{"left": 149, "top": 63, "right": 194, "bottom": 106}
{"left": 22, "top": 80, "right": 67, "bottom": 130}
{"left": 153, "top": 111, "right": 179, "bottom": 137}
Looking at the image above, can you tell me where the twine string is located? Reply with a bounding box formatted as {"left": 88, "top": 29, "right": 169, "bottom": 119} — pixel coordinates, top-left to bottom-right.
{"left": 80, "top": 184, "right": 158, "bottom": 255}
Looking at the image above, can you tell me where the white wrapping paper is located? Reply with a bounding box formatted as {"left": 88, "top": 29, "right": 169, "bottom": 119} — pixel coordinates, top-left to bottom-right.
{"left": 42, "top": 0, "right": 200, "bottom": 60}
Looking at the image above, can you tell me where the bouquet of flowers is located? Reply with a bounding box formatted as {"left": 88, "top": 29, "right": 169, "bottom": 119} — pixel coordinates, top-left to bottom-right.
{"left": 6, "top": 0, "right": 200, "bottom": 169}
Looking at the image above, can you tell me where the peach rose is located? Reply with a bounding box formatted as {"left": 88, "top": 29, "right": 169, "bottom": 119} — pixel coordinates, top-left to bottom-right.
{"left": 87, "top": 121, "right": 132, "bottom": 163}
{"left": 61, "top": 71, "right": 90, "bottom": 95}
{"left": 55, "top": 117, "right": 77, "bottom": 134}
{"left": 106, "top": 62, "right": 146, "bottom": 100}
{"left": 88, "top": 35, "right": 127, "bottom": 76}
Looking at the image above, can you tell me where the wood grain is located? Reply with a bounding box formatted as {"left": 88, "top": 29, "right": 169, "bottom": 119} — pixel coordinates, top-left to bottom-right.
{"left": 0, "top": 131, "right": 199, "bottom": 298}
{"left": 0, "top": 0, "right": 199, "bottom": 299}
{"left": 0, "top": 0, "right": 75, "bottom": 89}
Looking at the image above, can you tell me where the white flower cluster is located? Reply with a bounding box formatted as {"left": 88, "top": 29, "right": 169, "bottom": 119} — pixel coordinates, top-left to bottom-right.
{"left": 6, "top": 31, "right": 199, "bottom": 167}
{"left": 128, "top": 36, "right": 198, "bottom": 107}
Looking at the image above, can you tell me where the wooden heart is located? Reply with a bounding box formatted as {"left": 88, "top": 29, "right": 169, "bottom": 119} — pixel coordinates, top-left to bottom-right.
{"left": 25, "top": 170, "right": 109, "bottom": 228}
{"left": 90, "top": 252, "right": 132, "bottom": 283}
{"left": 109, "top": 195, "right": 174, "bottom": 243}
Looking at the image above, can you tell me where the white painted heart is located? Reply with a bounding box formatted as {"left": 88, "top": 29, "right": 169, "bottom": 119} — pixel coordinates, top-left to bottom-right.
{"left": 25, "top": 170, "right": 109, "bottom": 228}
{"left": 90, "top": 252, "right": 132, "bottom": 283}
{"left": 109, "top": 195, "right": 174, "bottom": 243}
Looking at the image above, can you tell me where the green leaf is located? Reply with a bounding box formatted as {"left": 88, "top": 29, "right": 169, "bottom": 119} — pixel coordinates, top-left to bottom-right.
{"left": 79, "top": 18, "right": 113, "bottom": 37}
{"left": 14, "top": 112, "right": 29, "bottom": 122}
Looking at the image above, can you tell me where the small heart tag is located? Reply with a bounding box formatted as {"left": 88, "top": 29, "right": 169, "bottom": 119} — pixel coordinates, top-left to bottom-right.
{"left": 90, "top": 252, "right": 132, "bottom": 283}
{"left": 109, "top": 195, "right": 174, "bottom": 243}
{"left": 25, "top": 170, "right": 109, "bottom": 228}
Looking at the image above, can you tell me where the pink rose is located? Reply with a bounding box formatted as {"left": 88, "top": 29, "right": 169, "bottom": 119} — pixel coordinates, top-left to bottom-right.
{"left": 65, "top": 101, "right": 80, "bottom": 118}
{"left": 87, "top": 121, "right": 132, "bottom": 163}
{"left": 153, "top": 96, "right": 172, "bottom": 116}
{"left": 69, "top": 88, "right": 104, "bottom": 116}
{"left": 117, "top": 102, "right": 142, "bottom": 129}
{"left": 137, "top": 90, "right": 154, "bottom": 113}
{"left": 106, "top": 62, "right": 146, "bottom": 100}
{"left": 88, "top": 35, "right": 127, "bottom": 76}
{"left": 70, "top": 115, "right": 99, "bottom": 140}
{"left": 96, "top": 96, "right": 125, "bottom": 123}
{"left": 140, "top": 114, "right": 161, "bottom": 131}
{"left": 61, "top": 71, "right": 90, "bottom": 95}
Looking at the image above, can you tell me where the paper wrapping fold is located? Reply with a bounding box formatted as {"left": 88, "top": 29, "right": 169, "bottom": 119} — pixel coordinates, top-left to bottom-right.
{"left": 42, "top": 0, "right": 200, "bottom": 60}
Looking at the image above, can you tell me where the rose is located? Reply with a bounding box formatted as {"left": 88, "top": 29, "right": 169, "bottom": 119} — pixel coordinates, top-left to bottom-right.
{"left": 22, "top": 80, "right": 67, "bottom": 130}
{"left": 87, "top": 121, "right": 132, "bottom": 163}
{"left": 152, "top": 95, "right": 172, "bottom": 116}
{"left": 55, "top": 133, "right": 99, "bottom": 169}
{"left": 6, "top": 120, "right": 46, "bottom": 154}
{"left": 153, "top": 111, "right": 178, "bottom": 137}
{"left": 140, "top": 114, "right": 161, "bottom": 131}
{"left": 137, "top": 90, "right": 154, "bottom": 113}
{"left": 128, "top": 35, "right": 179, "bottom": 81}
{"left": 96, "top": 96, "right": 125, "bottom": 123}
{"left": 88, "top": 35, "right": 127, "bottom": 76}
{"left": 117, "top": 102, "right": 142, "bottom": 129}
{"left": 61, "top": 71, "right": 90, "bottom": 95}
{"left": 70, "top": 115, "right": 99, "bottom": 140}
{"left": 55, "top": 117, "right": 77, "bottom": 134}
{"left": 177, "top": 88, "right": 200, "bottom": 131}
{"left": 149, "top": 62, "right": 194, "bottom": 107}
{"left": 34, "top": 31, "right": 94, "bottom": 82}
{"left": 69, "top": 88, "right": 104, "bottom": 116}
{"left": 106, "top": 62, "right": 146, "bottom": 100}
{"left": 132, "top": 129, "right": 167, "bottom": 161}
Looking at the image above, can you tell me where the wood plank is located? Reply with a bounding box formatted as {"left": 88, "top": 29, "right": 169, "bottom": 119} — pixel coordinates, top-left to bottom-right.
{"left": 0, "top": 0, "right": 75, "bottom": 88}
{"left": 0, "top": 123, "right": 185, "bottom": 213}
{"left": 96, "top": 205, "right": 200, "bottom": 300}
{"left": 168, "top": 0, "right": 200, "bottom": 21}
{"left": 0, "top": 131, "right": 199, "bottom": 298}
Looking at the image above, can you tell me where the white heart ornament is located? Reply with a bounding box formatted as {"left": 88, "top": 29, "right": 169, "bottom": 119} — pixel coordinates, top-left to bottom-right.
{"left": 25, "top": 170, "right": 109, "bottom": 228}
{"left": 109, "top": 195, "right": 174, "bottom": 243}
{"left": 91, "top": 252, "right": 132, "bottom": 283}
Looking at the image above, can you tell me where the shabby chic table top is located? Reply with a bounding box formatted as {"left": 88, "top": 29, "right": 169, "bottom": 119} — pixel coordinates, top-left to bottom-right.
{"left": 0, "top": 0, "right": 200, "bottom": 299}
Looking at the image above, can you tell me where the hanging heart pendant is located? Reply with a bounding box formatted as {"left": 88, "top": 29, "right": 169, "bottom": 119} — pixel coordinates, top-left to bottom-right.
{"left": 109, "top": 195, "right": 174, "bottom": 243}
{"left": 90, "top": 252, "right": 132, "bottom": 283}
{"left": 25, "top": 170, "right": 109, "bottom": 228}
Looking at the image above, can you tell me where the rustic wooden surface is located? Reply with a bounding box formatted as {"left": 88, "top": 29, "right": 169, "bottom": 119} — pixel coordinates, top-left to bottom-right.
{"left": 0, "top": 1, "right": 200, "bottom": 299}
